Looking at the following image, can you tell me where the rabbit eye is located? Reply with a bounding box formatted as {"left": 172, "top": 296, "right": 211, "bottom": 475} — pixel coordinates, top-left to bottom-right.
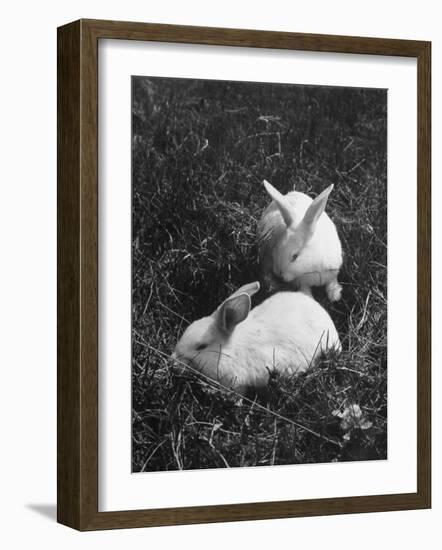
{"left": 291, "top": 253, "right": 299, "bottom": 262}
{"left": 196, "top": 343, "right": 208, "bottom": 351}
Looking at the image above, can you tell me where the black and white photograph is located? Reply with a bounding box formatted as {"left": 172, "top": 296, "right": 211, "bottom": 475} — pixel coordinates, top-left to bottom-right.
{"left": 131, "top": 76, "right": 387, "bottom": 473}
{"left": 0, "top": 0, "right": 435, "bottom": 542}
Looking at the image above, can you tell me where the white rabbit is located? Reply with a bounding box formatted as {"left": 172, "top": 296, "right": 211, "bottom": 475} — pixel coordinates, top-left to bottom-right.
{"left": 173, "top": 282, "right": 341, "bottom": 395}
{"left": 258, "top": 180, "right": 343, "bottom": 301}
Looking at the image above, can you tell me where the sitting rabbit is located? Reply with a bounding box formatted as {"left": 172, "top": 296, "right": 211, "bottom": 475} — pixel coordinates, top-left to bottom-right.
{"left": 258, "top": 180, "right": 343, "bottom": 301}
{"left": 173, "top": 282, "right": 341, "bottom": 395}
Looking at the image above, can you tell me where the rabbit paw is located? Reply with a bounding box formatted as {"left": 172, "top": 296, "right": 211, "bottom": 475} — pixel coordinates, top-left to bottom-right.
{"left": 326, "top": 280, "right": 342, "bottom": 302}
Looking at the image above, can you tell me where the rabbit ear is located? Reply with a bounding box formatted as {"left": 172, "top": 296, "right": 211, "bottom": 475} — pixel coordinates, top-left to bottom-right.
{"left": 229, "top": 281, "right": 260, "bottom": 300}
{"left": 216, "top": 293, "right": 251, "bottom": 333}
{"left": 301, "top": 184, "right": 334, "bottom": 234}
{"left": 263, "top": 180, "right": 294, "bottom": 227}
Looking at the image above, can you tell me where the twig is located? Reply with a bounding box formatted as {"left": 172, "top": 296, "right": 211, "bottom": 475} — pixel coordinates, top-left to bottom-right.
{"left": 271, "top": 419, "right": 278, "bottom": 466}
{"left": 142, "top": 283, "right": 155, "bottom": 316}
{"left": 155, "top": 291, "right": 190, "bottom": 324}
{"left": 170, "top": 429, "right": 183, "bottom": 470}
{"left": 347, "top": 158, "right": 365, "bottom": 174}
{"left": 356, "top": 291, "right": 371, "bottom": 331}
{"left": 343, "top": 137, "right": 354, "bottom": 152}
{"left": 205, "top": 437, "right": 230, "bottom": 468}
{"left": 337, "top": 367, "right": 369, "bottom": 378}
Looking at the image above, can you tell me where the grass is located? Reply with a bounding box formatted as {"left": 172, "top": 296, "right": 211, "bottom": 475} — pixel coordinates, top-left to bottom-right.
{"left": 131, "top": 77, "right": 387, "bottom": 472}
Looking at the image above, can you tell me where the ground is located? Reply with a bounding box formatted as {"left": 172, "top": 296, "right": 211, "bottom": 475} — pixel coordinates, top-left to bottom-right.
{"left": 131, "top": 77, "right": 387, "bottom": 472}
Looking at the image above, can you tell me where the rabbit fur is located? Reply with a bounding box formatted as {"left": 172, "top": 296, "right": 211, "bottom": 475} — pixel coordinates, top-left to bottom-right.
{"left": 173, "top": 282, "right": 341, "bottom": 395}
{"left": 258, "top": 180, "right": 343, "bottom": 301}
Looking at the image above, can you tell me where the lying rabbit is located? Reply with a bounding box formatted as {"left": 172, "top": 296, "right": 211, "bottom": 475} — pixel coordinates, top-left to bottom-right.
{"left": 173, "top": 282, "right": 341, "bottom": 395}
{"left": 258, "top": 180, "right": 343, "bottom": 301}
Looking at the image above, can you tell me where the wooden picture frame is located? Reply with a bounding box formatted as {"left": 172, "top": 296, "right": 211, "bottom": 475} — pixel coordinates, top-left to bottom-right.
{"left": 57, "top": 18, "right": 431, "bottom": 531}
